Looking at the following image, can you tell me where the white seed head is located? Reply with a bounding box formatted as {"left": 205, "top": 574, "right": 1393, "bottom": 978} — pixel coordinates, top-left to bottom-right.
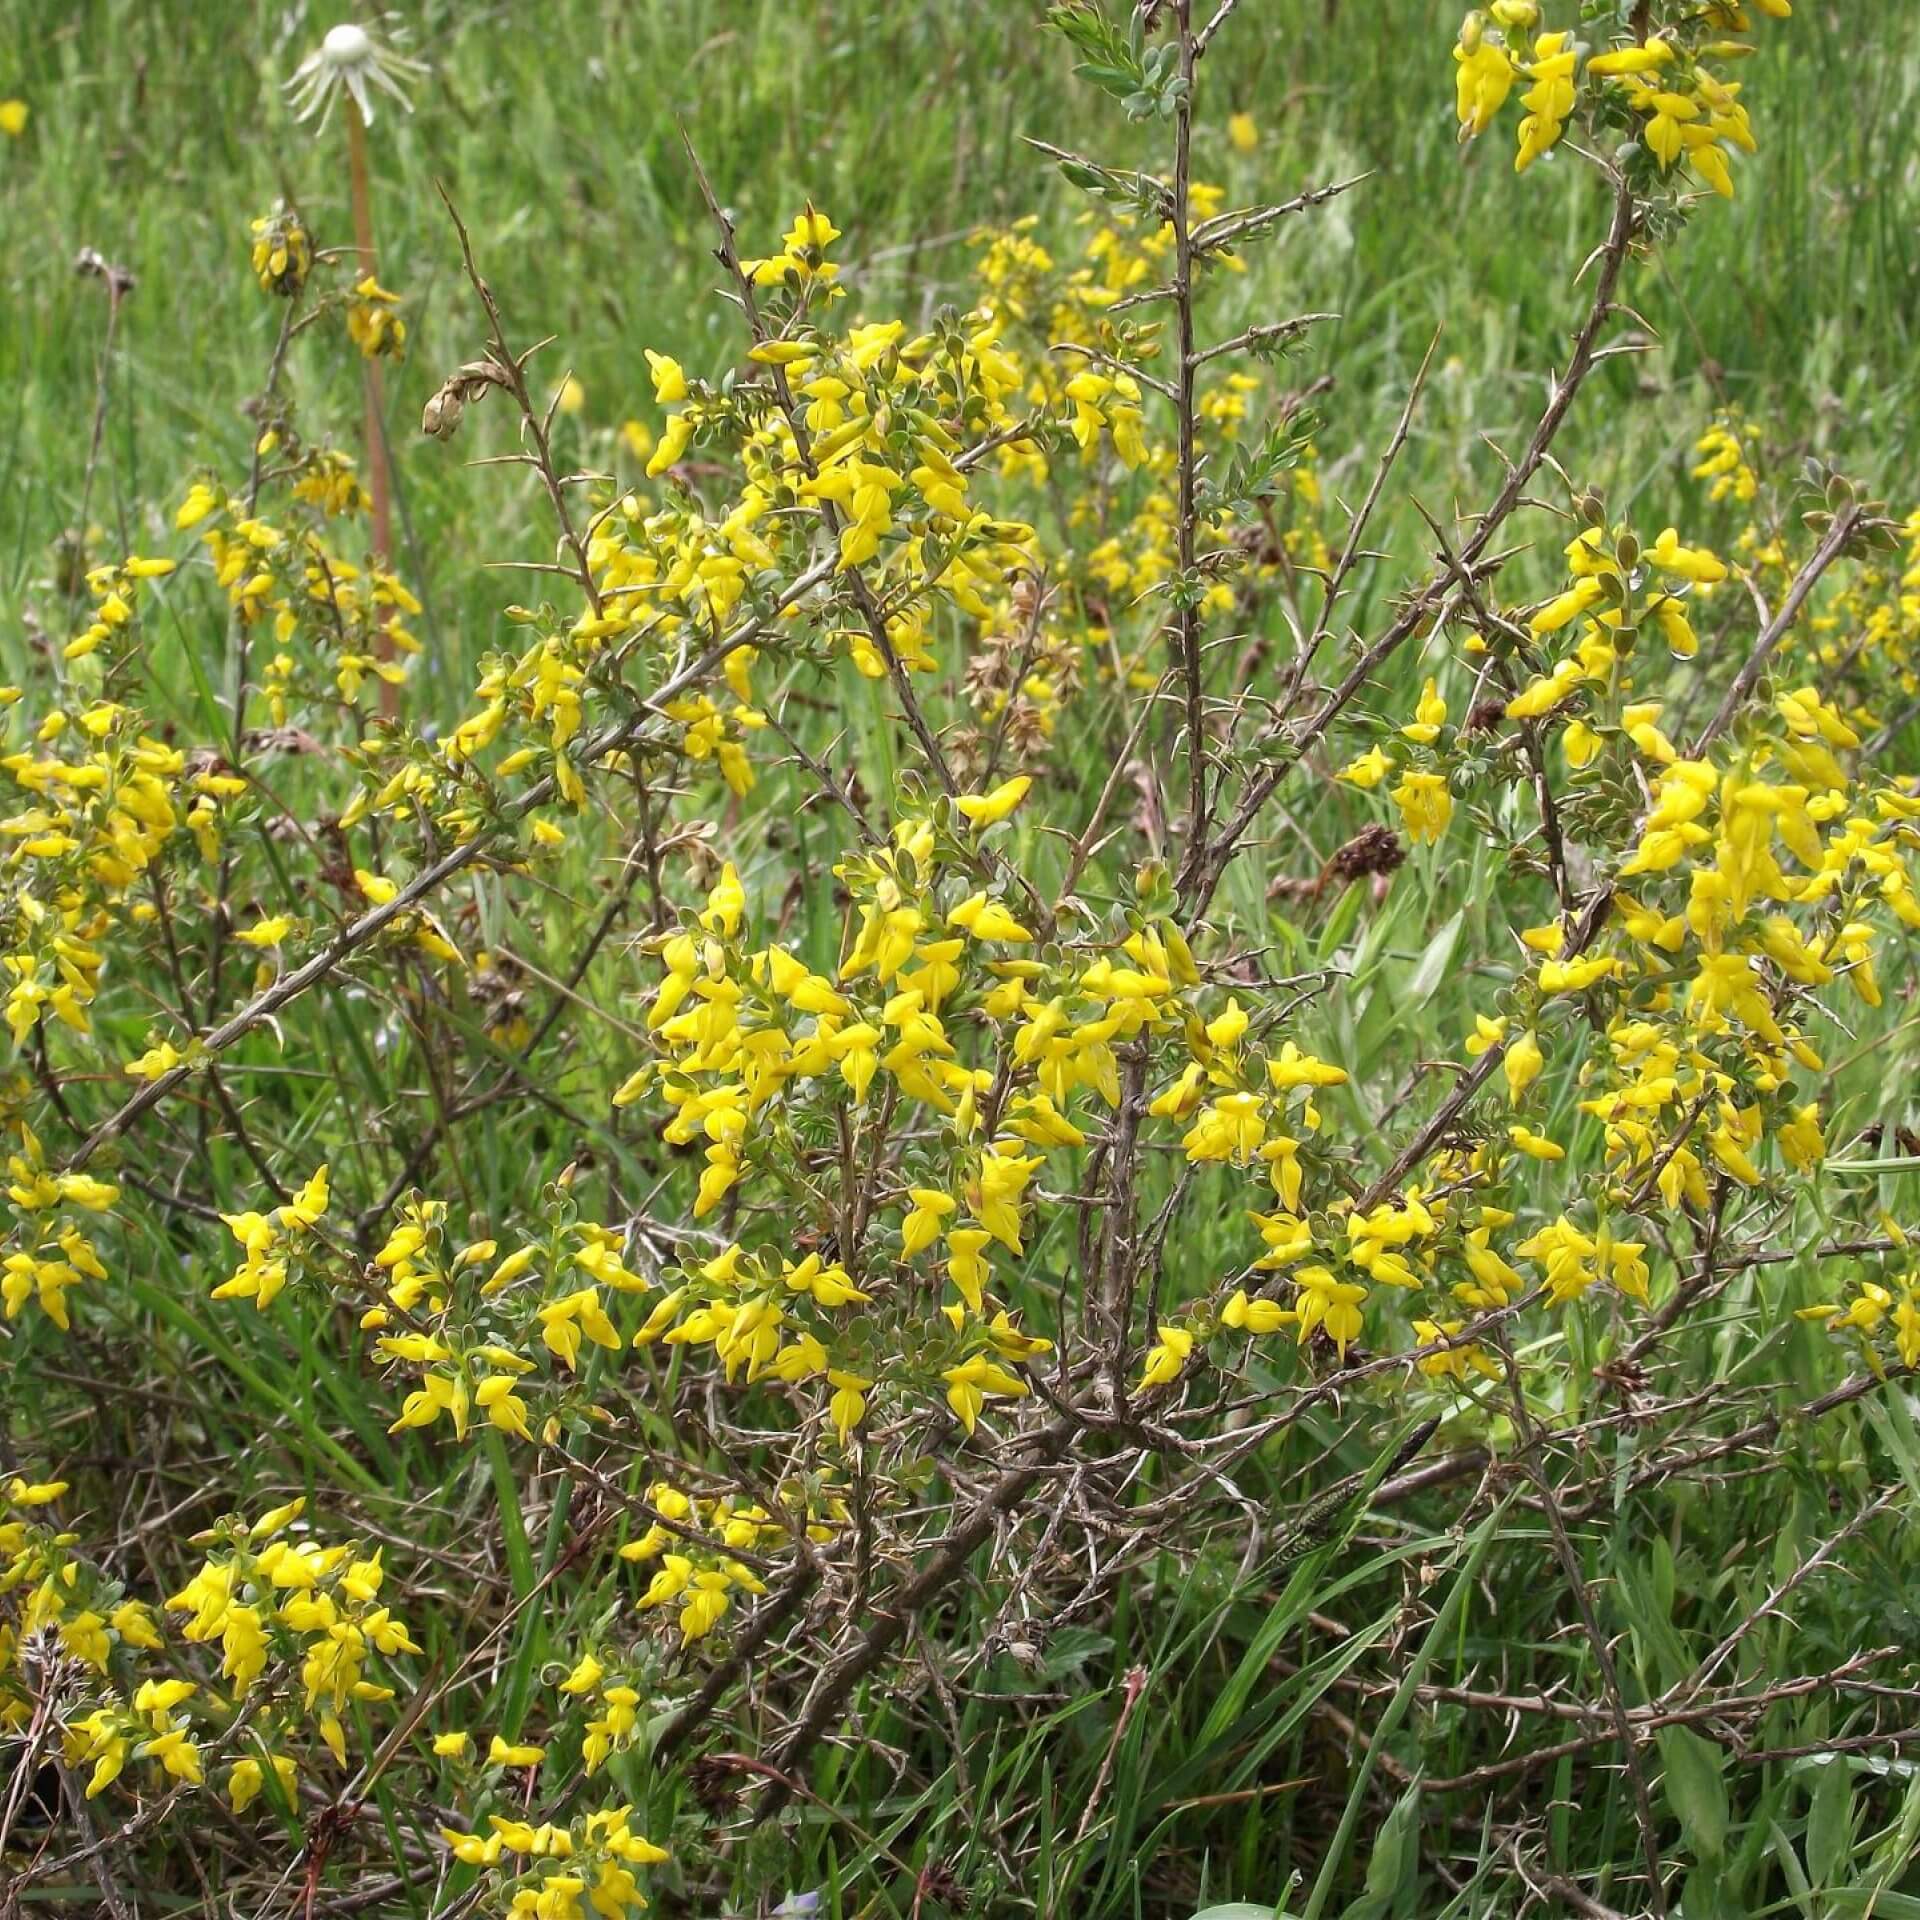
{"left": 322, "top": 23, "right": 373, "bottom": 64}
{"left": 287, "top": 16, "right": 427, "bottom": 133}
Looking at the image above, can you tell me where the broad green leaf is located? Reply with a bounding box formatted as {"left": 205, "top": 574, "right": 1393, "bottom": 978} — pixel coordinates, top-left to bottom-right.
{"left": 1403, "top": 908, "right": 1464, "bottom": 1010}
{"left": 1808, "top": 1750, "right": 1856, "bottom": 1885}
{"left": 1658, "top": 1725, "right": 1730, "bottom": 1859}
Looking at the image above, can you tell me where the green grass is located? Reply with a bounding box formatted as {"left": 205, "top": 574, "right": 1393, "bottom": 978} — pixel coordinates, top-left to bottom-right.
{"left": 6, "top": 4, "right": 1920, "bottom": 1917}
{"left": 7, "top": 0, "right": 1919, "bottom": 709}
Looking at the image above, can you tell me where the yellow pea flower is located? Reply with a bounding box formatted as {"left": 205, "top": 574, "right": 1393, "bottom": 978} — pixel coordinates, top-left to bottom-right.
{"left": 1221, "top": 1288, "right": 1292, "bottom": 1335}
{"left": 1392, "top": 771, "right": 1453, "bottom": 845}
{"left": 1403, "top": 677, "right": 1447, "bottom": 745}
{"left": 1138, "top": 1324, "right": 1195, "bottom": 1389}
{"left": 954, "top": 775, "right": 1032, "bottom": 826}
{"left": 644, "top": 350, "right": 687, "bottom": 404}
{"left": 126, "top": 1039, "right": 184, "bottom": 1080}
{"left": 1508, "top": 1124, "right": 1564, "bottom": 1160}
{"left": 901, "top": 1187, "right": 957, "bottom": 1257}
{"left": 1504, "top": 1028, "right": 1544, "bottom": 1103}
{"left": 1338, "top": 745, "right": 1392, "bottom": 790}
{"left": 827, "top": 1370, "right": 870, "bottom": 1444}
{"left": 949, "top": 892, "right": 1033, "bottom": 942}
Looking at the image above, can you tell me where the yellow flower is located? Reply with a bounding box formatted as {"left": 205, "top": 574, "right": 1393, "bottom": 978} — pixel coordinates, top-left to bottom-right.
{"left": 901, "top": 1187, "right": 957, "bottom": 1258}
{"left": 538, "top": 1288, "right": 621, "bottom": 1370}
{"left": 0, "top": 100, "right": 27, "bottom": 138}
{"left": 346, "top": 277, "right": 407, "bottom": 360}
{"left": 702, "top": 861, "right": 746, "bottom": 937}
{"left": 1453, "top": 34, "right": 1515, "bottom": 138}
{"left": 943, "top": 1355, "right": 1029, "bottom": 1432}
{"left": 1515, "top": 33, "right": 1576, "bottom": 172}
{"left": 559, "top": 1653, "right": 604, "bottom": 1694}
{"left": 1402, "top": 677, "right": 1447, "bottom": 745}
{"left": 827, "top": 1370, "right": 870, "bottom": 1444}
{"left": 1412, "top": 1319, "right": 1500, "bottom": 1383}
{"left": 947, "top": 1228, "right": 993, "bottom": 1313}
{"left": 1508, "top": 1124, "right": 1564, "bottom": 1161}
{"left": 126, "top": 1038, "right": 185, "bottom": 1080}
{"left": 949, "top": 892, "right": 1033, "bottom": 942}
{"left": 1392, "top": 770, "right": 1453, "bottom": 844}
{"left": 141, "top": 1727, "right": 203, "bottom": 1785}
{"left": 646, "top": 351, "right": 688, "bottom": 404}
{"left": 476, "top": 1374, "right": 534, "bottom": 1441}
{"left": 1137, "top": 1325, "right": 1194, "bottom": 1390}
{"left": 647, "top": 410, "right": 695, "bottom": 477}
{"left": 955, "top": 774, "right": 1032, "bottom": 826}
{"left": 1895, "top": 1294, "right": 1920, "bottom": 1371}
{"left": 1538, "top": 954, "right": 1617, "bottom": 994}
{"left": 1338, "top": 745, "right": 1392, "bottom": 789}
{"left": 1221, "top": 1287, "right": 1292, "bottom": 1335}
{"left": 1228, "top": 110, "right": 1258, "bottom": 153}
{"left": 250, "top": 207, "right": 312, "bottom": 297}
{"left": 1465, "top": 1014, "right": 1507, "bottom": 1057}
{"left": 1586, "top": 42, "right": 1675, "bottom": 78}
{"left": 1777, "top": 1102, "right": 1825, "bottom": 1173}
{"left": 1648, "top": 526, "right": 1728, "bottom": 583}
{"left": 228, "top": 1752, "right": 296, "bottom": 1814}
{"left": 1267, "top": 1042, "right": 1348, "bottom": 1090}
{"left": 1292, "top": 1265, "right": 1366, "bottom": 1357}
{"left": 1504, "top": 1029, "right": 1544, "bottom": 1103}
{"left": 783, "top": 1253, "right": 870, "bottom": 1307}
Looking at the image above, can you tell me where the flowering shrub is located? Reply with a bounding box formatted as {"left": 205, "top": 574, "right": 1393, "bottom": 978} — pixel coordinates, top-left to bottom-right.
{"left": 7, "top": 3, "right": 1920, "bottom": 1914}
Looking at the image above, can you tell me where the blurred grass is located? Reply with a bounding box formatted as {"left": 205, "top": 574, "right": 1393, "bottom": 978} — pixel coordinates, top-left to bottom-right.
{"left": 7, "top": 4, "right": 1920, "bottom": 1915}
{"left": 5, "top": 0, "right": 1918, "bottom": 727}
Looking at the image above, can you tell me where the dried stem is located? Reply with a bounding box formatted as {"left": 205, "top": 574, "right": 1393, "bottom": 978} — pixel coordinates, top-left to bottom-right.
{"left": 1169, "top": 0, "right": 1208, "bottom": 879}
{"left": 1693, "top": 504, "right": 1863, "bottom": 753}
{"left": 346, "top": 101, "right": 399, "bottom": 718}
